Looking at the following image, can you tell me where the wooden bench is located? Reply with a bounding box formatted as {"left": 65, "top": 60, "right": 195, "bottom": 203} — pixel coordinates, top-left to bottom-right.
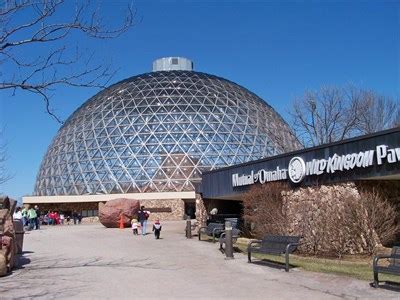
{"left": 247, "top": 235, "right": 301, "bottom": 272}
{"left": 198, "top": 223, "right": 224, "bottom": 242}
{"left": 372, "top": 246, "right": 400, "bottom": 288}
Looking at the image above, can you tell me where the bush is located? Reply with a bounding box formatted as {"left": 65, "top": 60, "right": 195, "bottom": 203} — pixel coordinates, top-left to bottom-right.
{"left": 242, "top": 182, "right": 289, "bottom": 238}
{"left": 242, "top": 183, "right": 400, "bottom": 258}
{"left": 359, "top": 189, "right": 399, "bottom": 248}
{"left": 289, "top": 185, "right": 400, "bottom": 257}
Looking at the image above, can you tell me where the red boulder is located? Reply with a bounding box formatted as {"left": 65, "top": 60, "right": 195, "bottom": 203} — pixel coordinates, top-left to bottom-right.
{"left": 99, "top": 198, "right": 140, "bottom": 228}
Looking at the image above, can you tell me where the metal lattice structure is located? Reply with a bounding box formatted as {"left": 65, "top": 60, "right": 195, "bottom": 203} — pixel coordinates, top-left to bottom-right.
{"left": 34, "top": 70, "right": 300, "bottom": 196}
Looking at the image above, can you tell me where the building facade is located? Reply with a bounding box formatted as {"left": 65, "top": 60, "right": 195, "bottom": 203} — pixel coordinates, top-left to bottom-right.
{"left": 200, "top": 127, "right": 400, "bottom": 214}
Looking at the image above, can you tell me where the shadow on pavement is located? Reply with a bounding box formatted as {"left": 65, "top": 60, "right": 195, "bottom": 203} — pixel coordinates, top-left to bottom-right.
{"left": 250, "top": 259, "right": 297, "bottom": 271}
{"left": 16, "top": 254, "right": 32, "bottom": 270}
{"left": 0, "top": 268, "right": 88, "bottom": 298}
{"left": 0, "top": 252, "right": 33, "bottom": 278}
{"left": 371, "top": 281, "right": 400, "bottom": 292}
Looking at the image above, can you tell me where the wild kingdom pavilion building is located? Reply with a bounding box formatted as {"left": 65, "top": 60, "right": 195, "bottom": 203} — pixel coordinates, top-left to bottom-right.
{"left": 23, "top": 57, "right": 301, "bottom": 219}
{"left": 201, "top": 127, "right": 400, "bottom": 203}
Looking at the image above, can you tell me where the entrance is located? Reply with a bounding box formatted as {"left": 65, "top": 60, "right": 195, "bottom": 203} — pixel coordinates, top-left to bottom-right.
{"left": 184, "top": 201, "right": 196, "bottom": 219}
{"left": 203, "top": 199, "right": 243, "bottom": 226}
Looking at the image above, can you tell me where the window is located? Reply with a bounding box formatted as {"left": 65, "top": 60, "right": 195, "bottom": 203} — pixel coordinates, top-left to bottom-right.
{"left": 81, "top": 209, "right": 98, "bottom": 217}
{"left": 171, "top": 58, "right": 178, "bottom": 65}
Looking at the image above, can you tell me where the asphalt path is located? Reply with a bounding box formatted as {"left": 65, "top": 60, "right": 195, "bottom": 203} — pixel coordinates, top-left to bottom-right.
{"left": 0, "top": 221, "right": 398, "bottom": 299}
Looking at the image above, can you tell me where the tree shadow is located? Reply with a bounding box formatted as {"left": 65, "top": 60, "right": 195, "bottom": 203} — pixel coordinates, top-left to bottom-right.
{"left": 0, "top": 268, "right": 88, "bottom": 299}
{"left": 0, "top": 256, "right": 171, "bottom": 298}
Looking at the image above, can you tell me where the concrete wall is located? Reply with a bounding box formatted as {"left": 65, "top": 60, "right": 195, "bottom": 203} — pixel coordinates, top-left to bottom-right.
{"left": 140, "top": 198, "right": 185, "bottom": 221}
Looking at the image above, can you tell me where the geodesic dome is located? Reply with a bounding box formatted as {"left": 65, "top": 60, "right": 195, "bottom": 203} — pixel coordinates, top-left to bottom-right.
{"left": 34, "top": 68, "right": 300, "bottom": 196}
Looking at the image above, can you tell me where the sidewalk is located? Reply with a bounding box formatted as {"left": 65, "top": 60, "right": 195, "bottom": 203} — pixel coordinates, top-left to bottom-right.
{"left": 0, "top": 221, "right": 398, "bottom": 299}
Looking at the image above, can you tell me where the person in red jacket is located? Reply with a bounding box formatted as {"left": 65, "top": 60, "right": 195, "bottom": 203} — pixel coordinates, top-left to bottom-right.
{"left": 49, "top": 211, "right": 55, "bottom": 225}
{"left": 54, "top": 211, "right": 60, "bottom": 225}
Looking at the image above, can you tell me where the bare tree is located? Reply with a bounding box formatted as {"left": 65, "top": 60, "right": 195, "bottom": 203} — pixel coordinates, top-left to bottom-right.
{"left": 356, "top": 90, "right": 400, "bottom": 134}
{"left": 394, "top": 109, "right": 400, "bottom": 128}
{"left": 1, "top": 0, "right": 135, "bottom": 123}
{"left": 289, "top": 86, "right": 399, "bottom": 147}
{"left": 289, "top": 86, "right": 360, "bottom": 147}
{"left": 0, "top": 129, "right": 12, "bottom": 186}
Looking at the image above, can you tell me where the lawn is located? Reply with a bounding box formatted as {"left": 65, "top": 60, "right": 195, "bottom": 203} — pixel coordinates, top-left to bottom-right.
{"left": 232, "top": 239, "right": 400, "bottom": 283}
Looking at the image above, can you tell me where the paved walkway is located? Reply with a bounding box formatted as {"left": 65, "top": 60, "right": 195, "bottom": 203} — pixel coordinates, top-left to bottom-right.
{"left": 0, "top": 222, "right": 398, "bottom": 299}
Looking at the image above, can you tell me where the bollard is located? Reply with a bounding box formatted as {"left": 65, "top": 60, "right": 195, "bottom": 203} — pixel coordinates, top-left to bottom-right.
{"left": 119, "top": 214, "right": 124, "bottom": 229}
{"left": 13, "top": 220, "right": 24, "bottom": 254}
{"left": 186, "top": 216, "right": 192, "bottom": 239}
{"left": 224, "top": 221, "right": 234, "bottom": 259}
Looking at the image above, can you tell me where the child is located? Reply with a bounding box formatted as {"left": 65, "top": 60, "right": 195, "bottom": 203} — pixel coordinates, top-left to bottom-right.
{"left": 152, "top": 219, "right": 162, "bottom": 239}
{"left": 131, "top": 218, "right": 139, "bottom": 235}
{"left": 60, "top": 213, "right": 65, "bottom": 225}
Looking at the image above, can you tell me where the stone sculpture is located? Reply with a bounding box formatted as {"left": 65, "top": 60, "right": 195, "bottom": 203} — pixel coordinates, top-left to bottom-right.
{"left": 0, "top": 196, "right": 17, "bottom": 276}
{"left": 98, "top": 198, "right": 140, "bottom": 228}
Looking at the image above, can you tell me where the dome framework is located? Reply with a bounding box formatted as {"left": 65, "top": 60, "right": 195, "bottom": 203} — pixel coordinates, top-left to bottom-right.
{"left": 35, "top": 70, "right": 300, "bottom": 196}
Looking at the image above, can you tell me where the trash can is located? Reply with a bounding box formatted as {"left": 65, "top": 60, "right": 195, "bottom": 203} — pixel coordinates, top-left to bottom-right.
{"left": 13, "top": 219, "right": 24, "bottom": 254}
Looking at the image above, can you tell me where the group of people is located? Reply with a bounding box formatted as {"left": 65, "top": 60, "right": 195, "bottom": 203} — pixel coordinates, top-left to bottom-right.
{"left": 13, "top": 204, "right": 163, "bottom": 239}
{"left": 42, "top": 211, "right": 82, "bottom": 225}
{"left": 131, "top": 206, "right": 162, "bottom": 239}
{"left": 13, "top": 206, "right": 83, "bottom": 229}
{"left": 13, "top": 205, "right": 41, "bottom": 230}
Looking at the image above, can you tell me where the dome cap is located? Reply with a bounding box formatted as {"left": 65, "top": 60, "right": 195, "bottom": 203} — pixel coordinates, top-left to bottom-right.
{"left": 152, "top": 57, "right": 193, "bottom": 71}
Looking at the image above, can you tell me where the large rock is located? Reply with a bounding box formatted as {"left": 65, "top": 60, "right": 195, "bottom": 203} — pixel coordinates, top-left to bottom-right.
{"left": 99, "top": 199, "right": 140, "bottom": 228}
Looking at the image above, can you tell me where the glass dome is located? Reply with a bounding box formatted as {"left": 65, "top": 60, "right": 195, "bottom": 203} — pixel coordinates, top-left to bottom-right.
{"left": 34, "top": 70, "right": 300, "bottom": 196}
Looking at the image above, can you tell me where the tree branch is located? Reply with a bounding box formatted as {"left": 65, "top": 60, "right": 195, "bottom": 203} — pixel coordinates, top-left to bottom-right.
{"left": 289, "top": 86, "right": 399, "bottom": 147}
{"left": 1, "top": 0, "right": 135, "bottom": 123}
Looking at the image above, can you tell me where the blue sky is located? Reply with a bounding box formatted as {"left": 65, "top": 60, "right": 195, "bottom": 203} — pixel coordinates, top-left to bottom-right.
{"left": 1, "top": 0, "right": 399, "bottom": 200}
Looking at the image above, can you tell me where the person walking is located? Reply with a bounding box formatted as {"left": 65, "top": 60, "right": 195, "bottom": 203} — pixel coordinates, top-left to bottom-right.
{"left": 138, "top": 206, "right": 150, "bottom": 236}
{"left": 131, "top": 218, "right": 139, "bottom": 235}
{"left": 34, "top": 205, "right": 41, "bottom": 230}
{"left": 152, "top": 218, "right": 162, "bottom": 239}
{"left": 21, "top": 206, "right": 28, "bottom": 227}
{"left": 73, "top": 211, "right": 78, "bottom": 225}
{"left": 27, "top": 206, "right": 37, "bottom": 230}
